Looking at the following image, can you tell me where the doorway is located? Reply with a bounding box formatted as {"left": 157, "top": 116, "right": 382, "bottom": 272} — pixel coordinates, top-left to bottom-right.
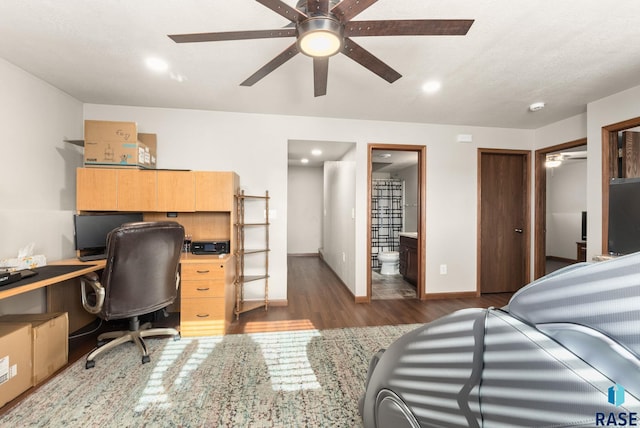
{"left": 367, "top": 144, "right": 426, "bottom": 300}
{"left": 602, "top": 118, "right": 640, "bottom": 255}
{"left": 533, "top": 138, "right": 587, "bottom": 279}
{"left": 478, "top": 149, "right": 530, "bottom": 293}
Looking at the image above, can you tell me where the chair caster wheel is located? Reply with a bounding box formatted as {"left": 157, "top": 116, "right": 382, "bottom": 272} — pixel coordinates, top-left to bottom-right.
{"left": 85, "top": 360, "right": 95, "bottom": 369}
{"left": 173, "top": 334, "right": 181, "bottom": 341}
{"left": 142, "top": 355, "right": 150, "bottom": 364}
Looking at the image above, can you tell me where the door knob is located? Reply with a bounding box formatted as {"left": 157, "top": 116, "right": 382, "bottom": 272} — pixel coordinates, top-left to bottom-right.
{"left": 514, "top": 228, "right": 523, "bottom": 233}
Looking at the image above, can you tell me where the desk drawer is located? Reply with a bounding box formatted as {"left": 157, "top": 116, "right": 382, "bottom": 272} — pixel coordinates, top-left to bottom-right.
{"left": 180, "top": 298, "right": 226, "bottom": 336}
{"left": 181, "top": 263, "right": 224, "bottom": 280}
{"left": 181, "top": 279, "right": 225, "bottom": 298}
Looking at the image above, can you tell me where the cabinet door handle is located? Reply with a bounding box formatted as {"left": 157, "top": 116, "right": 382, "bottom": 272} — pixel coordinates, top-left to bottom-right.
{"left": 196, "top": 287, "right": 210, "bottom": 291}
{"left": 196, "top": 270, "right": 210, "bottom": 274}
{"left": 514, "top": 228, "right": 523, "bottom": 233}
{"left": 196, "top": 313, "right": 210, "bottom": 318}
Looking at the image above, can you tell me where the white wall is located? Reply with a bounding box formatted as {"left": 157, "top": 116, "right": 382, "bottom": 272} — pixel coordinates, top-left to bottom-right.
{"left": 84, "top": 104, "right": 535, "bottom": 298}
{"left": 533, "top": 114, "right": 587, "bottom": 150}
{"left": 287, "top": 165, "right": 323, "bottom": 254}
{"left": 323, "top": 158, "right": 356, "bottom": 292}
{"left": 4, "top": 53, "right": 640, "bottom": 311}
{"left": 395, "top": 164, "right": 419, "bottom": 233}
{"left": 0, "top": 58, "right": 83, "bottom": 314}
{"left": 546, "top": 160, "right": 587, "bottom": 259}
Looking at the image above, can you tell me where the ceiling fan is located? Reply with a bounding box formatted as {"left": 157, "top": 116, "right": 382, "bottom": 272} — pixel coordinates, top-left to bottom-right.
{"left": 545, "top": 151, "right": 588, "bottom": 168}
{"left": 168, "top": 0, "right": 474, "bottom": 96}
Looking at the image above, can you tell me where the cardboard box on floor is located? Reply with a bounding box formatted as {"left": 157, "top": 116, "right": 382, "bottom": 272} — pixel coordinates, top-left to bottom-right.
{"left": 0, "top": 323, "right": 32, "bottom": 408}
{"left": 0, "top": 312, "right": 68, "bottom": 386}
{"left": 83, "top": 120, "right": 157, "bottom": 169}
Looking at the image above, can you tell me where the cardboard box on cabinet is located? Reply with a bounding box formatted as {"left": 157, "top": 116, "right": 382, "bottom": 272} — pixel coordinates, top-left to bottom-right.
{"left": 138, "top": 133, "right": 157, "bottom": 168}
{"left": 83, "top": 120, "right": 157, "bottom": 169}
{"left": 0, "top": 312, "right": 68, "bottom": 386}
{"left": 0, "top": 323, "right": 32, "bottom": 408}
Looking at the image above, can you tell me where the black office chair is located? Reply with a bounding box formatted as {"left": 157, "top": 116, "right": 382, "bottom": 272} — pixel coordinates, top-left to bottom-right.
{"left": 80, "top": 221, "right": 185, "bottom": 369}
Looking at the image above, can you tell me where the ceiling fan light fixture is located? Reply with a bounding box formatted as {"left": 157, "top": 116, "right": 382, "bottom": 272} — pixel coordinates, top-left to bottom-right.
{"left": 545, "top": 154, "right": 562, "bottom": 168}
{"left": 297, "top": 17, "right": 343, "bottom": 57}
{"left": 529, "top": 102, "right": 545, "bottom": 112}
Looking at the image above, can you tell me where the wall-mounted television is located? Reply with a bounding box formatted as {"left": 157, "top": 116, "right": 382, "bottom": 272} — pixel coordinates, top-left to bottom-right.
{"left": 74, "top": 212, "right": 143, "bottom": 257}
{"left": 608, "top": 178, "right": 640, "bottom": 255}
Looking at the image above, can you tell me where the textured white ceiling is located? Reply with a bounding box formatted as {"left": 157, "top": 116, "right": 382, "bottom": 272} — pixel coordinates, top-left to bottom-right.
{"left": 1, "top": 0, "right": 640, "bottom": 129}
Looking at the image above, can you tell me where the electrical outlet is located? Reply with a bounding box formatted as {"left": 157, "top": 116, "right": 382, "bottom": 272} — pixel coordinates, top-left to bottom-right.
{"left": 440, "top": 264, "right": 447, "bottom": 275}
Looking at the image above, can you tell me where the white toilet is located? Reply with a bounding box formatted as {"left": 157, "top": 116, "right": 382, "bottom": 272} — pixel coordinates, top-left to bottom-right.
{"left": 378, "top": 251, "right": 400, "bottom": 275}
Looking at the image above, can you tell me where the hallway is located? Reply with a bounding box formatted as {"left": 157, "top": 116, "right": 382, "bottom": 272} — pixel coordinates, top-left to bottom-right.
{"left": 227, "top": 255, "right": 512, "bottom": 333}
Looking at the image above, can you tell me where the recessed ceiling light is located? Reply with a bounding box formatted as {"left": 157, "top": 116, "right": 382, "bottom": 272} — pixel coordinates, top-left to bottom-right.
{"left": 145, "top": 57, "right": 169, "bottom": 72}
{"left": 311, "top": 149, "right": 322, "bottom": 156}
{"left": 301, "top": 158, "right": 309, "bottom": 164}
{"left": 422, "top": 80, "right": 442, "bottom": 94}
{"left": 529, "top": 102, "right": 545, "bottom": 112}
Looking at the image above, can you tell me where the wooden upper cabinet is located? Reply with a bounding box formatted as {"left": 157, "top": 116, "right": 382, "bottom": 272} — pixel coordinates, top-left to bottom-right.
{"left": 195, "top": 171, "right": 238, "bottom": 211}
{"left": 77, "top": 168, "right": 237, "bottom": 213}
{"left": 76, "top": 168, "right": 117, "bottom": 211}
{"left": 116, "top": 169, "right": 157, "bottom": 211}
{"left": 157, "top": 170, "right": 195, "bottom": 212}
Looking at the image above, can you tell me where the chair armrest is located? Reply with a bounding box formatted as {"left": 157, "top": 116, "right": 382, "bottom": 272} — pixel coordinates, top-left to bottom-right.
{"left": 80, "top": 272, "right": 105, "bottom": 315}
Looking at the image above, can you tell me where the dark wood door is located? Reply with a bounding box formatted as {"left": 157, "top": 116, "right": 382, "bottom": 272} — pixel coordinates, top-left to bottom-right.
{"left": 479, "top": 150, "right": 530, "bottom": 293}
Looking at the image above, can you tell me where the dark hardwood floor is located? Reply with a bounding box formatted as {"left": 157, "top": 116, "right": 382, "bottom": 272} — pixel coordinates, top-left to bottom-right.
{"left": 0, "top": 255, "right": 512, "bottom": 417}
{"left": 229, "top": 255, "right": 511, "bottom": 332}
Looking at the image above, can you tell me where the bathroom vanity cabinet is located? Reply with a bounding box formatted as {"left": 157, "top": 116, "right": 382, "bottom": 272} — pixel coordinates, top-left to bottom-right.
{"left": 399, "top": 235, "right": 418, "bottom": 286}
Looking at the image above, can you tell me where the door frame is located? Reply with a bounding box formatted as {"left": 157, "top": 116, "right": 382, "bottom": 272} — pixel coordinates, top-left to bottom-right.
{"left": 601, "top": 116, "right": 640, "bottom": 254}
{"left": 477, "top": 148, "right": 531, "bottom": 293}
{"left": 533, "top": 138, "right": 587, "bottom": 279}
{"left": 367, "top": 144, "right": 427, "bottom": 300}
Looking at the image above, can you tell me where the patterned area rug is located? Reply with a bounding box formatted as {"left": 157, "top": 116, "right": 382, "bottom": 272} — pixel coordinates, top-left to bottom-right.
{"left": 0, "top": 324, "right": 422, "bottom": 427}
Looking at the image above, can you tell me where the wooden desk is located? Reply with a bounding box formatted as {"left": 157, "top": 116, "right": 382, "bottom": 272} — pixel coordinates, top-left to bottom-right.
{"left": 0, "top": 259, "right": 105, "bottom": 300}
{"left": 0, "top": 259, "right": 106, "bottom": 332}
{"left": 0, "top": 254, "right": 234, "bottom": 336}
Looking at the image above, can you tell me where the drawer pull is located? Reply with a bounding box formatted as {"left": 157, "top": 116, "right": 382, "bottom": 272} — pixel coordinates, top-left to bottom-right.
{"left": 196, "top": 287, "right": 210, "bottom": 291}
{"left": 196, "top": 313, "right": 210, "bottom": 318}
{"left": 196, "top": 270, "right": 210, "bottom": 274}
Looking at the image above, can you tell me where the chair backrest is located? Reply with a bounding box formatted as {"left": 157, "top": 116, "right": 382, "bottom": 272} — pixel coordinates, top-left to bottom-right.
{"left": 100, "top": 221, "right": 185, "bottom": 320}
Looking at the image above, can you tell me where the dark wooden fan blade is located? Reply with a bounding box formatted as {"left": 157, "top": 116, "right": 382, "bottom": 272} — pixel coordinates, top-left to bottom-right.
{"left": 313, "top": 57, "right": 329, "bottom": 97}
{"left": 331, "top": 0, "right": 378, "bottom": 23}
{"left": 344, "top": 19, "right": 474, "bottom": 37}
{"left": 240, "top": 43, "right": 300, "bottom": 87}
{"left": 341, "top": 37, "right": 401, "bottom": 83}
{"left": 256, "top": 0, "right": 307, "bottom": 23}
{"left": 169, "top": 28, "right": 296, "bottom": 43}
{"left": 307, "top": 0, "right": 329, "bottom": 15}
